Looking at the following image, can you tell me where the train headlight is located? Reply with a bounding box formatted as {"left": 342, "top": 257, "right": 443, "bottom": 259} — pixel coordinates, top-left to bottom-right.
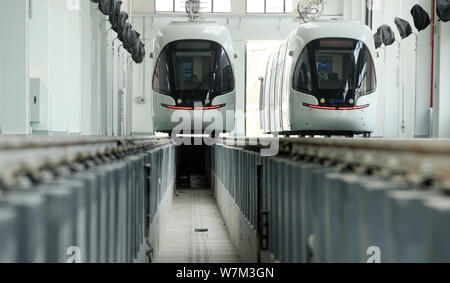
{"left": 349, "top": 99, "right": 354, "bottom": 104}
{"left": 320, "top": 98, "right": 326, "bottom": 104}
{"left": 205, "top": 99, "right": 211, "bottom": 104}
{"left": 177, "top": 99, "right": 183, "bottom": 104}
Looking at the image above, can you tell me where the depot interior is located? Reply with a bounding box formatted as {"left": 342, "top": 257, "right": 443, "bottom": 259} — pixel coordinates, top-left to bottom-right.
{"left": 1, "top": 0, "right": 450, "bottom": 264}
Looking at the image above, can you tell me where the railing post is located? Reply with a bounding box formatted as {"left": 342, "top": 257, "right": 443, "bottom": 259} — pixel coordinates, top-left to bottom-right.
{"left": 257, "top": 162, "right": 269, "bottom": 263}
{"left": 144, "top": 163, "right": 152, "bottom": 262}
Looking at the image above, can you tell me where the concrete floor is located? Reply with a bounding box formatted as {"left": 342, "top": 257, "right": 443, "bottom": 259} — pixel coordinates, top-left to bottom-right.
{"left": 155, "top": 188, "right": 240, "bottom": 263}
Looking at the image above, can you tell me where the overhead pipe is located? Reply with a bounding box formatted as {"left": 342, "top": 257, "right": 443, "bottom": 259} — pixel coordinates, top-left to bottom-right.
{"left": 100, "top": 17, "right": 114, "bottom": 136}
{"left": 117, "top": 44, "right": 124, "bottom": 136}
{"left": 111, "top": 37, "right": 121, "bottom": 136}
{"left": 413, "top": 31, "right": 419, "bottom": 136}
{"left": 429, "top": 0, "right": 436, "bottom": 138}
{"left": 143, "top": 17, "right": 147, "bottom": 106}
{"left": 393, "top": 39, "right": 405, "bottom": 134}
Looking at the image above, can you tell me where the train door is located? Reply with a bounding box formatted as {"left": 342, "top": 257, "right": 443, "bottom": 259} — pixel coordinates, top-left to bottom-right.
{"left": 264, "top": 54, "right": 274, "bottom": 133}
{"left": 269, "top": 49, "right": 279, "bottom": 133}
{"left": 260, "top": 60, "right": 270, "bottom": 133}
{"left": 275, "top": 42, "right": 287, "bottom": 132}
{"left": 282, "top": 37, "right": 294, "bottom": 130}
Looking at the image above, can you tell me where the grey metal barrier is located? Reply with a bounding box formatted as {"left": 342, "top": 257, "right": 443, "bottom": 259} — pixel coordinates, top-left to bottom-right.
{"left": 0, "top": 138, "right": 175, "bottom": 263}
{"left": 213, "top": 138, "right": 450, "bottom": 263}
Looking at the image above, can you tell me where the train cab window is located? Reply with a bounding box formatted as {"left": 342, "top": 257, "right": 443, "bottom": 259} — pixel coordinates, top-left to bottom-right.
{"left": 214, "top": 48, "right": 234, "bottom": 94}
{"left": 152, "top": 40, "right": 234, "bottom": 103}
{"left": 293, "top": 48, "right": 313, "bottom": 93}
{"left": 172, "top": 50, "right": 215, "bottom": 91}
{"left": 293, "top": 38, "right": 376, "bottom": 102}
{"left": 153, "top": 49, "right": 171, "bottom": 94}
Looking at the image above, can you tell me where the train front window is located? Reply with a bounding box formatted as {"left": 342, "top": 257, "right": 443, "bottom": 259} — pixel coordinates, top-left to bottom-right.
{"left": 172, "top": 50, "right": 215, "bottom": 91}
{"left": 153, "top": 49, "right": 171, "bottom": 94}
{"left": 215, "top": 49, "right": 234, "bottom": 94}
{"left": 293, "top": 38, "right": 376, "bottom": 104}
{"left": 153, "top": 40, "right": 234, "bottom": 104}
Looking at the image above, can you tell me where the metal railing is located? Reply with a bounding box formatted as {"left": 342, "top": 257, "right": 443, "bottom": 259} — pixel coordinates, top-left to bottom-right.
{"left": 213, "top": 137, "right": 450, "bottom": 263}
{"left": 0, "top": 136, "right": 175, "bottom": 263}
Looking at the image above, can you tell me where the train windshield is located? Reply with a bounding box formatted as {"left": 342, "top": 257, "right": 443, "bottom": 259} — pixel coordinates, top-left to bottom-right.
{"left": 153, "top": 40, "right": 234, "bottom": 105}
{"left": 293, "top": 38, "right": 376, "bottom": 105}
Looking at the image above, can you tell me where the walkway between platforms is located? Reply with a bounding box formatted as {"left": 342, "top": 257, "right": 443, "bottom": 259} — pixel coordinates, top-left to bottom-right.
{"left": 155, "top": 188, "right": 240, "bottom": 263}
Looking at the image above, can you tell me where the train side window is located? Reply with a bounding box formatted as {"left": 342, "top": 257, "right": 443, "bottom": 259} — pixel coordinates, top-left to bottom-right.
{"left": 214, "top": 49, "right": 235, "bottom": 94}
{"left": 293, "top": 49, "right": 313, "bottom": 93}
{"left": 356, "top": 44, "right": 377, "bottom": 96}
{"left": 264, "top": 54, "right": 273, "bottom": 131}
{"left": 153, "top": 51, "right": 171, "bottom": 94}
{"left": 264, "top": 55, "right": 273, "bottom": 108}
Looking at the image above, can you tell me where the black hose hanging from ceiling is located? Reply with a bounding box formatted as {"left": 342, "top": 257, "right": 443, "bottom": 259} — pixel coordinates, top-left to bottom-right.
{"left": 410, "top": 4, "right": 431, "bottom": 31}
{"left": 377, "top": 25, "right": 396, "bottom": 46}
{"left": 394, "top": 17, "right": 413, "bottom": 39}
{"left": 436, "top": 0, "right": 450, "bottom": 22}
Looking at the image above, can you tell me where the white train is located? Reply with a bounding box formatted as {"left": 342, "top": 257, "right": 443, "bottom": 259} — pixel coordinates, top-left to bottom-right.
{"left": 260, "top": 21, "right": 377, "bottom": 137}
{"left": 151, "top": 21, "right": 236, "bottom": 134}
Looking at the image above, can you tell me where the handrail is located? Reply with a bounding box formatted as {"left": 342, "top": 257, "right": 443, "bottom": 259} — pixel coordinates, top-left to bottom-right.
{"left": 214, "top": 137, "right": 450, "bottom": 187}
{"left": 0, "top": 136, "right": 173, "bottom": 191}
{"left": 215, "top": 137, "right": 450, "bottom": 156}
{"left": 0, "top": 136, "right": 171, "bottom": 151}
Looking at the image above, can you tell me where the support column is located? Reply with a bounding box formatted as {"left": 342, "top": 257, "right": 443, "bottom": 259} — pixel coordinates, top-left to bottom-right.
{"left": 29, "top": 0, "right": 50, "bottom": 135}
{"left": 435, "top": 22, "right": 450, "bottom": 138}
{"left": 233, "top": 40, "right": 246, "bottom": 137}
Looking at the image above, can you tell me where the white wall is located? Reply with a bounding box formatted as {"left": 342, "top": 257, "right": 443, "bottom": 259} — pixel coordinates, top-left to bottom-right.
{"left": 343, "top": 0, "right": 363, "bottom": 22}
{"left": 326, "top": 0, "right": 436, "bottom": 138}
{"left": 0, "top": 0, "right": 30, "bottom": 134}
{"left": 26, "top": 0, "right": 134, "bottom": 136}
{"left": 366, "top": 1, "right": 450, "bottom": 139}
{"left": 44, "top": 0, "right": 84, "bottom": 135}
{"left": 130, "top": 16, "right": 152, "bottom": 135}
{"left": 368, "top": 0, "right": 436, "bottom": 138}
{"left": 29, "top": 0, "right": 49, "bottom": 133}
{"left": 0, "top": 1, "right": 3, "bottom": 133}
{"left": 97, "top": 0, "right": 134, "bottom": 137}
{"left": 324, "top": 0, "right": 344, "bottom": 16}
{"left": 81, "top": 0, "right": 94, "bottom": 135}
{"left": 435, "top": 19, "right": 450, "bottom": 137}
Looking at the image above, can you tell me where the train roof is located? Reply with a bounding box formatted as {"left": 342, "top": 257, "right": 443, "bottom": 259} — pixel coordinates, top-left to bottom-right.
{"left": 290, "top": 20, "right": 376, "bottom": 53}
{"left": 153, "top": 21, "right": 235, "bottom": 57}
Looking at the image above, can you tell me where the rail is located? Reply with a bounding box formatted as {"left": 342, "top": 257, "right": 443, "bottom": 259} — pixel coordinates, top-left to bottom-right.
{"left": 215, "top": 137, "right": 450, "bottom": 189}
{"left": 0, "top": 136, "right": 172, "bottom": 189}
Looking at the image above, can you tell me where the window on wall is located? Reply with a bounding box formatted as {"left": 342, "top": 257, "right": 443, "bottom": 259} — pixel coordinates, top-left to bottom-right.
{"left": 155, "top": 0, "right": 232, "bottom": 13}
{"left": 214, "top": 0, "right": 232, "bottom": 13}
{"left": 247, "top": 0, "right": 294, "bottom": 14}
{"left": 155, "top": 0, "right": 174, "bottom": 12}
{"left": 365, "top": 0, "right": 373, "bottom": 28}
